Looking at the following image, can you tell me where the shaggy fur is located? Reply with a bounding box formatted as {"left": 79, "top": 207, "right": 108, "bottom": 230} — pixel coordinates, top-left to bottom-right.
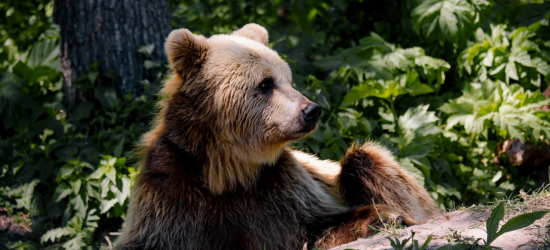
{"left": 115, "top": 24, "right": 438, "bottom": 250}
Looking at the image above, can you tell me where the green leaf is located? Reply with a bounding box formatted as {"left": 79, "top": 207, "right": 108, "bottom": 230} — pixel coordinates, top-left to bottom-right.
{"left": 314, "top": 55, "right": 344, "bottom": 70}
{"left": 89, "top": 166, "right": 107, "bottom": 179}
{"left": 117, "top": 177, "right": 131, "bottom": 205}
{"left": 411, "top": 0, "right": 476, "bottom": 42}
{"left": 486, "top": 202, "right": 505, "bottom": 244}
{"left": 407, "top": 82, "right": 434, "bottom": 96}
{"left": 100, "top": 178, "right": 110, "bottom": 198}
{"left": 493, "top": 210, "right": 550, "bottom": 241}
{"left": 105, "top": 164, "right": 117, "bottom": 183}
{"left": 398, "top": 104, "right": 440, "bottom": 143}
{"left": 58, "top": 164, "right": 74, "bottom": 179}
{"left": 505, "top": 62, "right": 518, "bottom": 82}
{"left": 73, "top": 195, "right": 87, "bottom": 219}
{"left": 448, "top": 244, "right": 474, "bottom": 250}
{"left": 100, "top": 198, "right": 118, "bottom": 214}
{"left": 482, "top": 50, "right": 494, "bottom": 67}
{"left": 11, "top": 180, "right": 40, "bottom": 210}
{"left": 489, "top": 63, "right": 506, "bottom": 76}
{"left": 61, "top": 232, "right": 87, "bottom": 249}
{"left": 70, "top": 179, "right": 81, "bottom": 194}
{"left": 144, "top": 60, "right": 161, "bottom": 69}
{"left": 434, "top": 245, "right": 453, "bottom": 250}
{"left": 320, "top": 148, "right": 333, "bottom": 159}
{"left": 5, "top": 241, "right": 36, "bottom": 250}
{"left": 86, "top": 209, "right": 100, "bottom": 229}
{"left": 53, "top": 184, "right": 73, "bottom": 202}
{"left": 0, "top": 73, "right": 35, "bottom": 128}
{"left": 40, "top": 227, "right": 77, "bottom": 243}
{"left": 137, "top": 44, "right": 155, "bottom": 57}
{"left": 341, "top": 80, "right": 400, "bottom": 106}
{"left": 87, "top": 71, "right": 99, "bottom": 84}
{"left": 400, "top": 158, "right": 425, "bottom": 186}
{"left": 73, "top": 101, "right": 94, "bottom": 121}
{"left": 27, "top": 39, "right": 60, "bottom": 69}
{"left": 94, "top": 86, "right": 120, "bottom": 110}
{"left": 438, "top": 1, "right": 461, "bottom": 39}
{"left": 323, "top": 129, "right": 333, "bottom": 141}
{"left": 113, "top": 137, "right": 126, "bottom": 157}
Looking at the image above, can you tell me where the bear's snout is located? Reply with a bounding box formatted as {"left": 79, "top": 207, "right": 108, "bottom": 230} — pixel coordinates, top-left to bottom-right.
{"left": 301, "top": 103, "right": 321, "bottom": 126}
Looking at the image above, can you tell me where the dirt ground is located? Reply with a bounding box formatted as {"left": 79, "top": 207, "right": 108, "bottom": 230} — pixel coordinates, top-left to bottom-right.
{"left": 0, "top": 207, "right": 31, "bottom": 243}
{"left": 332, "top": 190, "right": 550, "bottom": 250}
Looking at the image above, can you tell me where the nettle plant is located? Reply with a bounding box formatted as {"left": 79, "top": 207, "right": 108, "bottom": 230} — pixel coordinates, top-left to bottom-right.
{"left": 411, "top": 0, "right": 492, "bottom": 45}
{"left": 35, "top": 156, "right": 136, "bottom": 248}
{"left": 0, "top": 33, "right": 162, "bottom": 248}
{"left": 458, "top": 24, "right": 550, "bottom": 88}
{"left": 441, "top": 80, "right": 550, "bottom": 144}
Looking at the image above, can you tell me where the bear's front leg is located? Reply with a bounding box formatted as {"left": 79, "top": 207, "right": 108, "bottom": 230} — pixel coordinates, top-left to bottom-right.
{"left": 307, "top": 204, "right": 417, "bottom": 249}
{"left": 339, "top": 142, "right": 439, "bottom": 223}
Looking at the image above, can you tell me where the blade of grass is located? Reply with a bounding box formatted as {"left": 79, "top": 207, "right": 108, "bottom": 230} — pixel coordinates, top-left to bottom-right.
{"left": 486, "top": 202, "right": 505, "bottom": 244}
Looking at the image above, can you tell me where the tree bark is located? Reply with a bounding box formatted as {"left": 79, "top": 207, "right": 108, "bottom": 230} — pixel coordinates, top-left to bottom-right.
{"left": 53, "top": 0, "right": 171, "bottom": 112}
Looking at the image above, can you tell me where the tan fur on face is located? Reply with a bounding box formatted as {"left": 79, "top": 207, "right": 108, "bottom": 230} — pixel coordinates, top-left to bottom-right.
{"left": 141, "top": 26, "right": 311, "bottom": 194}
{"left": 202, "top": 34, "right": 303, "bottom": 193}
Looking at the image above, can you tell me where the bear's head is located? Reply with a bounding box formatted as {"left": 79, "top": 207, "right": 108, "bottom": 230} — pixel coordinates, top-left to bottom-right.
{"left": 151, "top": 24, "right": 321, "bottom": 193}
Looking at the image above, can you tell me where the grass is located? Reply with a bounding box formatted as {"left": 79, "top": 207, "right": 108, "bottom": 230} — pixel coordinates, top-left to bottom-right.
{"left": 12, "top": 212, "right": 31, "bottom": 225}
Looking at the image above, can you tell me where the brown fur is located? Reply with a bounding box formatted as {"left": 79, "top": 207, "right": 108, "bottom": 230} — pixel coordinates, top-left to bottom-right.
{"left": 115, "top": 24, "right": 438, "bottom": 250}
{"left": 339, "top": 143, "right": 440, "bottom": 222}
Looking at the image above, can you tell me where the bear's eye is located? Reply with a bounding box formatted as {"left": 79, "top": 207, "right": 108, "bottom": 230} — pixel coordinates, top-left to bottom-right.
{"left": 258, "top": 78, "right": 275, "bottom": 92}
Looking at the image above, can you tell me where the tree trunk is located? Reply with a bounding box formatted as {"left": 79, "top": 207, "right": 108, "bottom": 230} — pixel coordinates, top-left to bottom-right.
{"left": 53, "top": 0, "right": 171, "bottom": 112}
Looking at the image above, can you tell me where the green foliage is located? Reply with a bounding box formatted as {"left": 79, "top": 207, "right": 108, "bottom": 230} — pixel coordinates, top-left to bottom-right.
{"left": 331, "top": 33, "right": 450, "bottom": 106}
{"left": 411, "top": 0, "right": 491, "bottom": 45}
{"left": 458, "top": 24, "right": 550, "bottom": 87}
{"left": 388, "top": 231, "right": 433, "bottom": 250}
{"left": 0, "top": 9, "right": 162, "bottom": 247}
{"left": 4, "top": 241, "right": 36, "bottom": 250}
{"left": 0, "top": 0, "right": 55, "bottom": 68}
{"left": 1, "top": 0, "right": 550, "bottom": 249}
{"left": 441, "top": 80, "right": 550, "bottom": 142}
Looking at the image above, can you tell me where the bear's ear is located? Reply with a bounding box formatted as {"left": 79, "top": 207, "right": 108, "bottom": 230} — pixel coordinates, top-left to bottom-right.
{"left": 165, "top": 28, "right": 209, "bottom": 75}
{"left": 232, "top": 23, "right": 269, "bottom": 46}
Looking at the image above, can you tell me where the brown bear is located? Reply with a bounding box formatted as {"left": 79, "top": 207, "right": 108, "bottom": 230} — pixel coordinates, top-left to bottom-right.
{"left": 114, "top": 23, "right": 439, "bottom": 250}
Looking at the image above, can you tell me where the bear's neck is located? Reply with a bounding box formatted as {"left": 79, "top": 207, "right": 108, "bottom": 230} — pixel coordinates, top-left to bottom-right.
{"left": 157, "top": 91, "right": 285, "bottom": 194}
{"left": 203, "top": 143, "right": 278, "bottom": 194}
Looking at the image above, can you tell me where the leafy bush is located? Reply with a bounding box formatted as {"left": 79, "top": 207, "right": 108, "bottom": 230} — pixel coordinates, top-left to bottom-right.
{"left": 1, "top": 0, "right": 550, "bottom": 249}
{"left": 0, "top": 25, "right": 164, "bottom": 248}
{"left": 458, "top": 24, "right": 550, "bottom": 87}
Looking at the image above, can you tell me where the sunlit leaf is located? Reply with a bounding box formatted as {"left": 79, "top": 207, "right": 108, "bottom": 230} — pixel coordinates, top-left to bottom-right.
{"left": 411, "top": 0, "right": 480, "bottom": 43}
{"left": 486, "top": 201, "right": 505, "bottom": 244}
{"left": 40, "top": 227, "right": 76, "bottom": 243}
{"left": 492, "top": 210, "right": 550, "bottom": 242}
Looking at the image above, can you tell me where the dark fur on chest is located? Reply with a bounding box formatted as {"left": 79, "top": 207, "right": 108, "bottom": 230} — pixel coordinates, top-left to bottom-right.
{"left": 120, "top": 137, "right": 315, "bottom": 250}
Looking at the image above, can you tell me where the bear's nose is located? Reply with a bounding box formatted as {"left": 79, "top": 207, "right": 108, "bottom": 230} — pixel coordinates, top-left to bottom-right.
{"left": 302, "top": 103, "right": 322, "bottom": 123}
